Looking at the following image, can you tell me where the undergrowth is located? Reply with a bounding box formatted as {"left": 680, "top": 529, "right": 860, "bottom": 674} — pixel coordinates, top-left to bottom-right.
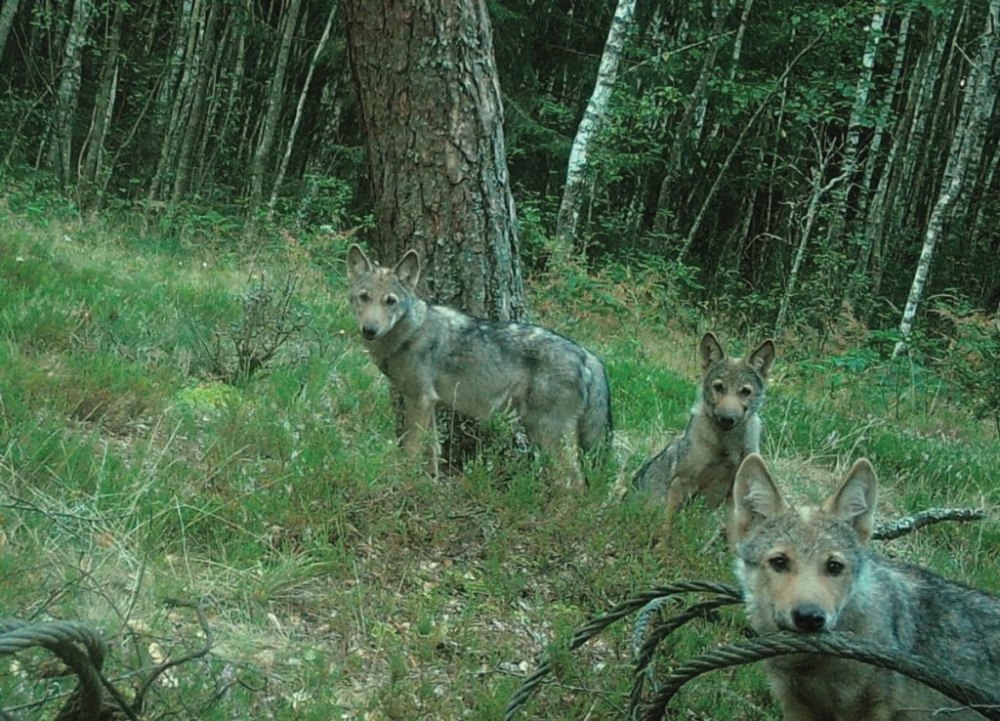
{"left": 1, "top": 203, "right": 998, "bottom": 720}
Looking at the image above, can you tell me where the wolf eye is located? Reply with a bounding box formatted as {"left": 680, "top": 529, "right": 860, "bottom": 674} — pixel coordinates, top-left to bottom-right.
{"left": 768, "top": 554, "right": 790, "bottom": 572}
{"left": 385, "top": 295, "right": 398, "bottom": 306}
{"left": 711, "top": 381, "right": 725, "bottom": 393}
{"left": 739, "top": 386, "right": 753, "bottom": 398}
{"left": 826, "top": 559, "right": 845, "bottom": 577}
{"left": 358, "top": 291, "right": 370, "bottom": 302}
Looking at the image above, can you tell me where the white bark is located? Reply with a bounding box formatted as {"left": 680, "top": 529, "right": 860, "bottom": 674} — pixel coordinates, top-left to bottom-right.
{"left": 825, "top": 3, "right": 886, "bottom": 245}
{"left": 553, "top": 0, "right": 637, "bottom": 259}
{"left": 267, "top": 3, "right": 337, "bottom": 219}
{"left": 894, "top": 0, "right": 999, "bottom": 358}
{"left": 250, "top": 0, "right": 305, "bottom": 214}
{"left": 47, "top": 0, "right": 95, "bottom": 186}
{"left": 856, "top": 8, "right": 910, "bottom": 268}
{"left": 0, "top": 0, "right": 20, "bottom": 62}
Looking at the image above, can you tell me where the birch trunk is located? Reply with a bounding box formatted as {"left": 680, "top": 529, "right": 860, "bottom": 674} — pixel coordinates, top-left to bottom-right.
{"left": 267, "top": 2, "right": 337, "bottom": 220}
{"left": 894, "top": 0, "right": 999, "bottom": 357}
{"left": 853, "top": 8, "right": 911, "bottom": 288}
{"left": 47, "top": 0, "right": 94, "bottom": 187}
{"left": 171, "top": 1, "right": 220, "bottom": 203}
{"left": 824, "top": 3, "right": 886, "bottom": 247}
{"left": 249, "top": 0, "right": 305, "bottom": 217}
{"left": 80, "top": 1, "right": 124, "bottom": 205}
{"left": 553, "top": 0, "right": 636, "bottom": 262}
{"left": 0, "top": 0, "right": 20, "bottom": 62}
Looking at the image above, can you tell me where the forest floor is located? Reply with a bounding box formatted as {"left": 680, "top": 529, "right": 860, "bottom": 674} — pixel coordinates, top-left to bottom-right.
{"left": 2, "top": 208, "right": 999, "bottom": 720}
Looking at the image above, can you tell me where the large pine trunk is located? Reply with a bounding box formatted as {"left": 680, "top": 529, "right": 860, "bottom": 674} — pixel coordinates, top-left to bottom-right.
{"left": 344, "top": 0, "right": 524, "bottom": 321}
{"left": 344, "top": 0, "right": 527, "bottom": 470}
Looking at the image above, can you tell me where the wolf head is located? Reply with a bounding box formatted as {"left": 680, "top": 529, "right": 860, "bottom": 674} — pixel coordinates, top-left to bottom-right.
{"left": 699, "top": 333, "right": 775, "bottom": 431}
{"left": 729, "top": 454, "right": 877, "bottom": 634}
{"left": 346, "top": 244, "right": 421, "bottom": 341}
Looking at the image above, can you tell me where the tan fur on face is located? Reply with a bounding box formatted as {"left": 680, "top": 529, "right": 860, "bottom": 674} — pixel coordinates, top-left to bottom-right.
{"left": 632, "top": 332, "right": 776, "bottom": 540}
{"left": 727, "top": 456, "right": 1000, "bottom": 721}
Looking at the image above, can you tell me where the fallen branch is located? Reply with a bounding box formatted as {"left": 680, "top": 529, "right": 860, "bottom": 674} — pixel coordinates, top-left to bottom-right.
{"left": 872, "top": 507, "right": 986, "bottom": 541}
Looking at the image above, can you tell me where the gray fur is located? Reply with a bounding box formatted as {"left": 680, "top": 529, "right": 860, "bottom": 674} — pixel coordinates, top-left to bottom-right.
{"left": 346, "top": 244, "right": 612, "bottom": 485}
{"left": 633, "top": 332, "right": 775, "bottom": 535}
{"left": 732, "top": 454, "right": 1000, "bottom": 720}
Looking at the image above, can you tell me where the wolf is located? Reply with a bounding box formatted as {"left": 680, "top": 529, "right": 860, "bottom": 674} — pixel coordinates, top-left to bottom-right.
{"left": 730, "top": 453, "right": 1000, "bottom": 721}
{"left": 345, "top": 244, "right": 612, "bottom": 485}
{"left": 632, "top": 332, "right": 775, "bottom": 532}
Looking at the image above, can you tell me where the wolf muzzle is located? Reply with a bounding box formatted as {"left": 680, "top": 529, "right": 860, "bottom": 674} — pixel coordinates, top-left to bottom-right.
{"left": 791, "top": 603, "right": 828, "bottom": 633}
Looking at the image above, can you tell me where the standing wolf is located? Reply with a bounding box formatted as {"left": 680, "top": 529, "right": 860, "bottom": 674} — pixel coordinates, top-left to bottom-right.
{"left": 345, "top": 244, "right": 612, "bottom": 485}
{"left": 632, "top": 332, "right": 775, "bottom": 532}
{"left": 731, "top": 453, "right": 1000, "bottom": 721}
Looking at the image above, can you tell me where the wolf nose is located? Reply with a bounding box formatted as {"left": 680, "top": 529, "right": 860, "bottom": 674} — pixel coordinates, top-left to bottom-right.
{"left": 791, "top": 605, "right": 827, "bottom": 633}
{"left": 715, "top": 416, "right": 736, "bottom": 431}
{"left": 362, "top": 326, "right": 378, "bottom": 340}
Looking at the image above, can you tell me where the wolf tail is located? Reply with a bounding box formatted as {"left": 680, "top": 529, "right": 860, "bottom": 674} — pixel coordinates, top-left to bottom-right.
{"left": 631, "top": 442, "right": 677, "bottom": 499}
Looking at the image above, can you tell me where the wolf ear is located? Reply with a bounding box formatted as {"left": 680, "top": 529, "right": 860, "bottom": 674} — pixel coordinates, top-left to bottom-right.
{"left": 824, "top": 459, "right": 878, "bottom": 544}
{"left": 748, "top": 339, "right": 776, "bottom": 379}
{"left": 346, "top": 244, "right": 373, "bottom": 280}
{"left": 699, "top": 332, "right": 726, "bottom": 371}
{"left": 394, "top": 250, "right": 421, "bottom": 291}
{"left": 729, "top": 454, "right": 787, "bottom": 544}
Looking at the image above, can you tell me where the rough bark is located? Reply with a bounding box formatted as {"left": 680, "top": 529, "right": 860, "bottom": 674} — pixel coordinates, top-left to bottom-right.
{"left": 344, "top": 0, "right": 525, "bottom": 320}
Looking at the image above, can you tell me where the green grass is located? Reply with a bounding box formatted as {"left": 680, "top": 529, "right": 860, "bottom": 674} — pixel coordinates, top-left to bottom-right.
{"left": 1, "top": 203, "right": 999, "bottom": 720}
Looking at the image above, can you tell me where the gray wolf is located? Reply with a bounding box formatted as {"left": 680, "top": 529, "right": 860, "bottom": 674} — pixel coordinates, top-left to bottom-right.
{"left": 345, "top": 244, "right": 612, "bottom": 485}
{"left": 731, "top": 453, "right": 1000, "bottom": 721}
{"left": 632, "top": 332, "right": 774, "bottom": 532}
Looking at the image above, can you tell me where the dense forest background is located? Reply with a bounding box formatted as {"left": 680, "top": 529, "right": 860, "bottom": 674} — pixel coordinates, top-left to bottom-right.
{"left": 1, "top": 0, "right": 998, "bottom": 342}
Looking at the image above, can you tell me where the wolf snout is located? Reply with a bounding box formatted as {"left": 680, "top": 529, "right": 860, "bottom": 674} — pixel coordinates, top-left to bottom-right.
{"left": 714, "top": 414, "right": 738, "bottom": 431}
{"left": 361, "top": 325, "right": 379, "bottom": 340}
{"left": 791, "top": 604, "right": 828, "bottom": 633}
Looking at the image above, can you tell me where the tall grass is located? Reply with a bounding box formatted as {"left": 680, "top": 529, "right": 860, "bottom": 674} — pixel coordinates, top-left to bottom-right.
{"left": 1, "top": 202, "right": 998, "bottom": 720}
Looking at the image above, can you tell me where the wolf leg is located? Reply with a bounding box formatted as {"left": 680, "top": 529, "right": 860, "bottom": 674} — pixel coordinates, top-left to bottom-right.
{"left": 403, "top": 395, "right": 439, "bottom": 477}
